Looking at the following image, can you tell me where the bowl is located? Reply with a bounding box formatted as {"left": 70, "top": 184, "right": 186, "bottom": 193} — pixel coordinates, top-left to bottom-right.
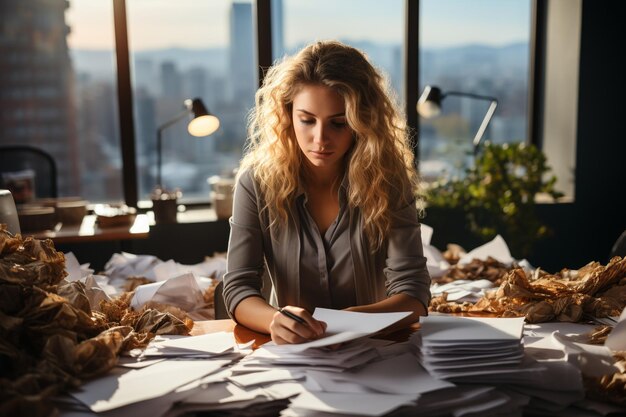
{"left": 94, "top": 204, "right": 137, "bottom": 228}
{"left": 17, "top": 206, "right": 57, "bottom": 232}
{"left": 55, "top": 200, "right": 88, "bottom": 225}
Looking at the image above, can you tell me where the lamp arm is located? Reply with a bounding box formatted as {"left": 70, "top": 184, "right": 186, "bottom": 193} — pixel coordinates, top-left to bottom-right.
{"left": 442, "top": 91, "right": 498, "bottom": 103}
{"left": 473, "top": 100, "right": 498, "bottom": 154}
{"left": 156, "top": 109, "right": 190, "bottom": 189}
{"left": 441, "top": 91, "right": 499, "bottom": 155}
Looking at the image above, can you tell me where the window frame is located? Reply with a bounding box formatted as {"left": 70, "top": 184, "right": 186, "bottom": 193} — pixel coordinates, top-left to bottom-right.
{"left": 111, "top": 0, "right": 543, "bottom": 207}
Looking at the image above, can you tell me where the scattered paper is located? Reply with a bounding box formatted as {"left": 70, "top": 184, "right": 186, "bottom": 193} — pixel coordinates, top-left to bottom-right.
{"left": 71, "top": 359, "right": 230, "bottom": 412}
{"left": 458, "top": 235, "right": 514, "bottom": 265}
{"left": 64, "top": 252, "right": 85, "bottom": 282}
{"left": 551, "top": 332, "right": 617, "bottom": 377}
{"left": 605, "top": 307, "right": 626, "bottom": 351}
{"left": 130, "top": 272, "right": 207, "bottom": 311}
{"left": 307, "top": 352, "right": 454, "bottom": 395}
{"left": 431, "top": 279, "right": 494, "bottom": 303}
{"left": 288, "top": 390, "right": 417, "bottom": 416}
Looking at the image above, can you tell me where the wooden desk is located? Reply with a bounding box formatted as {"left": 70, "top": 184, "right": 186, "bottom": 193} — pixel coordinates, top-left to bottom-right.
{"left": 192, "top": 319, "right": 271, "bottom": 349}
{"left": 28, "top": 213, "right": 150, "bottom": 244}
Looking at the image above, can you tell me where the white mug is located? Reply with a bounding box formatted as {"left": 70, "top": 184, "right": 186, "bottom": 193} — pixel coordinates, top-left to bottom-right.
{"left": 0, "top": 189, "right": 21, "bottom": 235}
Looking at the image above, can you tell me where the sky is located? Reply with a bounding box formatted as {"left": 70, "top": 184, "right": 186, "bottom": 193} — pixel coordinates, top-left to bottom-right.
{"left": 65, "top": 0, "right": 530, "bottom": 51}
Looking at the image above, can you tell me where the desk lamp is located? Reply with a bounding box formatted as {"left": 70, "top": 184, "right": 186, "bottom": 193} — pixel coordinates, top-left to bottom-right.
{"left": 156, "top": 98, "right": 220, "bottom": 189}
{"left": 417, "top": 85, "right": 498, "bottom": 155}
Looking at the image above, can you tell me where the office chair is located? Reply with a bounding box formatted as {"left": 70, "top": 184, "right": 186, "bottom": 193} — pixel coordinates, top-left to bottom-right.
{"left": 214, "top": 280, "right": 229, "bottom": 319}
{"left": 0, "top": 145, "right": 58, "bottom": 200}
{"left": 610, "top": 230, "right": 626, "bottom": 259}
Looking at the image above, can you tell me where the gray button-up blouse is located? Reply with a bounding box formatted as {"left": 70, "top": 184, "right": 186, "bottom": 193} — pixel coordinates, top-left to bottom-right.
{"left": 222, "top": 168, "right": 431, "bottom": 319}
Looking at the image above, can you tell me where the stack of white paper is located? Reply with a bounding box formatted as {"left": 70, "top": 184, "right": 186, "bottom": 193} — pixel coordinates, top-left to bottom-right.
{"left": 197, "top": 309, "right": 421, "bottom": 417}
{"left": 232, "top": 309, "right": 410, "bottom": 374}
{"left": 237, "top": 338, "right": 382, "bottom": 372}
{"left": 412, "top": 315, "right": 526, "bottom": 381}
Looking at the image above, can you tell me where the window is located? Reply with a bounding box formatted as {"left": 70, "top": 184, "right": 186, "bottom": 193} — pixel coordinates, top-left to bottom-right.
{"left": 276, "top": 0, "right": 405, "bottom": 106}
{"left": 1, "top": 0, "right": 538, "bottom": 205}
{"left": 126, "top": 0, "right": 256, "bottom": 202}
{"left": 418, "top": 0, "right": 532, "bottom": 181}
{"left": 0, "top": 0, "right": 123, "bottom": 202}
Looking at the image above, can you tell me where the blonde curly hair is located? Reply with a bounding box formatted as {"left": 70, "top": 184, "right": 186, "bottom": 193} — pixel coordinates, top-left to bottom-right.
{"left": 240, "top": 40, "right": 423, "bottom": 250}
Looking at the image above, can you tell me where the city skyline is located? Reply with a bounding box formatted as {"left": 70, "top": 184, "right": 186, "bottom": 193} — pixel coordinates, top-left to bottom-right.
{"left": 2, "top": 0, "right": 531, "bottom": 201}
{"left": 65, "top": 0, "right": 530, "bottom": 51}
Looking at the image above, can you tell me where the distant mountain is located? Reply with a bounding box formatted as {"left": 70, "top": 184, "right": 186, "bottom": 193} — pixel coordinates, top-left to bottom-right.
{"left": 421, "top": 42, "right": 529, "bottom": 81}
{"left": 70, "top": 42, "right": 528, "bottom": 83}
{"left": 70, "top": 47, "right": 229, "bottom": 81}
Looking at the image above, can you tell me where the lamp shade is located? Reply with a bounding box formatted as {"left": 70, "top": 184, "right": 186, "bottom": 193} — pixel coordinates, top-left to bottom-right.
{"left": 416, "top": 85, "right": 443, "bottom": 118}
{"left": 156, "top": 98, "right": 220, "bottom": 189}
{"left": 186, "top": 98, "right": 220, "bottom": 137}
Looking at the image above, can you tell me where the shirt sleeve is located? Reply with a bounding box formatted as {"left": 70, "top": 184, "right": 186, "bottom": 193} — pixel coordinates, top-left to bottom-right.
{"left": 222, "top": 170, "right": 267, "bottom": 320}
{"left": 383, "top": 199, "right": 432, "bottom": 310}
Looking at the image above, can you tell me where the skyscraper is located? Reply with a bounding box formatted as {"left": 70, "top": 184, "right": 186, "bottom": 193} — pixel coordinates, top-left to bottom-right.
{"left": 160, "top": 61, "right": 183, "bottom": 98}
{"left": 0, "top": 0, "right": 79, "bottom": 196}
{"left": 271, "top": 0, "right": 285, "bottom": 58}
{"left": 229, "top": 2, "right": 255, "bottom": 101}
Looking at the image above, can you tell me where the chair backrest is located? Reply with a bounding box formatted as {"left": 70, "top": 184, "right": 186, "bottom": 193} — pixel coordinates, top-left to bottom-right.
{"left": 0, "top": 145, "right": 58, "bottom": 201}
{"left": 214, "top": 280, "right": 229, "bottom": 319}
{"left": 610, "top": 230, "right": 626, "bottom": 259}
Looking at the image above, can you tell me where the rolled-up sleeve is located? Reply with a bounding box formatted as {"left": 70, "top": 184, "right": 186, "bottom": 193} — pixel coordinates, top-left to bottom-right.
{"left": 383, "top": 200, "right": 431, "bottom": 310}
{"left": 222, "top": 171, "right": 266, "bottom": 319}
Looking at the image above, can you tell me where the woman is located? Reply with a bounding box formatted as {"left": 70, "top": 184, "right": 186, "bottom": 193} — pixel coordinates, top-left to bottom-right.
{"left": 223, "top": 41, "right": 431, "bottom": 344}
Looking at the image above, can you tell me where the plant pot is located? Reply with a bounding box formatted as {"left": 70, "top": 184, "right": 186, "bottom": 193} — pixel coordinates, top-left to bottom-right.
{"left": 152, "top": 198, "right": 178, "bottom": 224}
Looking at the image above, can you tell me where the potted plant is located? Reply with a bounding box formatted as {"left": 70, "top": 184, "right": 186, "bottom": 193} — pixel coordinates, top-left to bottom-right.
{"left": 425, "top": 142, "right": 563, "bottom": 258}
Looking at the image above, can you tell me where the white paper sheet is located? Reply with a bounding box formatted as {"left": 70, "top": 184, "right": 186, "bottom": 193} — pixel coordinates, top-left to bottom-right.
{"left": 228, "top": 369, "right": 304, "bottom": 387}
{"left": 551, "top": 331, "right": 618, "bottom": 377}
{"left": 605, "top": 307, "right": 626, "bottom": 351}
{"left": 262, "top": 308, "right": 411, "bottom": 353}
{"left": 421, "top": 223, "right": 434, "bottom": 246}
{"left": 431, "top": 279, "right": 494, "bottom": 303}
{"left": 309, "top": 352, "right": 454, "bottom": 395}
{"left": 305, "top": 371, "right": 374, "bottom": 394}
{"left": 64, "top": 252, "right": 84, "bottom": 282}
{"left": 420, "top": 315, "right": 525, "bottom": 342}
{"left": 182, "top": 382, "right": 265, "bottom": 406}
{"left": 104, "top": 252, "right": 160, "bottom": 281}
{"left": 141, "top": 332, "right": 236, "bottom": 357}
{"left": 71, "top": 359, "right": 230, "bottom": 412}
{"left": 289, "top": 390, "right": 417, "bottom": 416}
{"left": 458, "top": 235, "right": 514, "bottom": 265}
{"left": 130, "top": 272, "right": 206, "bottom": 311}
{"left": 247, "top": 338, "right": 381, "bottom": 369}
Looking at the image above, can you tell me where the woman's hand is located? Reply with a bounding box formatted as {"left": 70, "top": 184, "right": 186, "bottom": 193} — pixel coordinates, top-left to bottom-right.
{"left": 269, "top": 306, "right": 327, "bottom": 344}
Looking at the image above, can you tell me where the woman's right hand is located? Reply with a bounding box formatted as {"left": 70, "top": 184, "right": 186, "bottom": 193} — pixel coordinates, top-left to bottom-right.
{"left": 269, "top": 306, "right": 327, "bottom": 345}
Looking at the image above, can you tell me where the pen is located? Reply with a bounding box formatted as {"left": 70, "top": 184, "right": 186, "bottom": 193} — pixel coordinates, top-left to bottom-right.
{"left": 278, "top": 307, "right": 307, "bottom": 325}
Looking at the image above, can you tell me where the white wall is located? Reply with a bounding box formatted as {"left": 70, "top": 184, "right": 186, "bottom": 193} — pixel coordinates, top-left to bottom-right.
{"left": 542, "top": 0, "right": 582, "bottom": 198}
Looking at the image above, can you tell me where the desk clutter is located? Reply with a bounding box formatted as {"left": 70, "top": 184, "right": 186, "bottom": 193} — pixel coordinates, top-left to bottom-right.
{"left": 1, "top": 224, "right": 626, "bottom": 417}
{"left": 93, "top": 204, "right": 137, "bottom": 228}
{"left": 16, "top": 197, "right": 88, "bottom": 232}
